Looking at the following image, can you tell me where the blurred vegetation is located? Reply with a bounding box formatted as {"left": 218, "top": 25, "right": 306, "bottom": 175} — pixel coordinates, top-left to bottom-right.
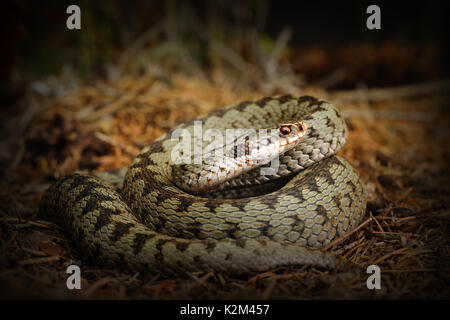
{"left": 10, "top": 1, "right": 274, "bottom": 79}
{"left": 2, "top": 0, "right": 449, "bottom": 104}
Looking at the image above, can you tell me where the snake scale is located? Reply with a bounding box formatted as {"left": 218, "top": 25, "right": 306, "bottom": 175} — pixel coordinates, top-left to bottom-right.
{"left": 39, "top": 95, "right": 367, "bottom": 275}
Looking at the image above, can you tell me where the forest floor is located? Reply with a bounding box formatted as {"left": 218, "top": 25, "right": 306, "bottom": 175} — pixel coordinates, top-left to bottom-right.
{"left": 0, "top": 71, "right": 449, "bottom": 299}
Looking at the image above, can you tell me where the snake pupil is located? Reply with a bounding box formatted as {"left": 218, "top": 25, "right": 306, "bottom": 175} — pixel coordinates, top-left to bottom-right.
{"left": 280, "top": 126, "right": 291, "bottom": 135}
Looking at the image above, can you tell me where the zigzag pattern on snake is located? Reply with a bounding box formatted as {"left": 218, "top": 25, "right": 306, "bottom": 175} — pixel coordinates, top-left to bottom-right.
{"left": 39, "top": 95, "right": 367, "bottom": 275}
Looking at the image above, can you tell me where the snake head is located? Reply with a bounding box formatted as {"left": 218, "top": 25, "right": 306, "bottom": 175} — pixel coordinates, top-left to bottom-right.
{"left": 278, "top": 121, "right": 308, "bottom": 147}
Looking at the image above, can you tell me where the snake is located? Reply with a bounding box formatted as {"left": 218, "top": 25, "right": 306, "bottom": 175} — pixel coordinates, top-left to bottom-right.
{"left": 39, "top": 95, "right": 367, "bottom": 275}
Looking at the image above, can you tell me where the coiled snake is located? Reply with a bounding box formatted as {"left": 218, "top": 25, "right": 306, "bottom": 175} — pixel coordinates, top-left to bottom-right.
{"left": 40, "top": 95, "right": 366, "bottom": 275}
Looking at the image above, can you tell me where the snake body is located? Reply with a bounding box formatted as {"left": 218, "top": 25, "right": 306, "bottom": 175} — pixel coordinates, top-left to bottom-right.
{"left": 40, "top": 95, "right": 366, "bottom": 275}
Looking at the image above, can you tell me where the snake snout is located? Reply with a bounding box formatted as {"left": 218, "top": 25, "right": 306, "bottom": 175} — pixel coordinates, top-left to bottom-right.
{"left": 279, "top": 121, "right": 308, "bottom": 146}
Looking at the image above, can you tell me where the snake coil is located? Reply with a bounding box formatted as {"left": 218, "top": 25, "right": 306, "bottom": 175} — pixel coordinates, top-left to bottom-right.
{"left": 40, "top": 95, "right": 366, "bottom": 275}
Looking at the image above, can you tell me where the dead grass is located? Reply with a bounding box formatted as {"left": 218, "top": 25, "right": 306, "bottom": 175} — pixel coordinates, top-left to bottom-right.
{"left": 0, "top": 73, "right": 449, "bottom": 299}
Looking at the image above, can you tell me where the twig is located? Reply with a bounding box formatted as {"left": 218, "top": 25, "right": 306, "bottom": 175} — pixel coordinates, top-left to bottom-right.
{"left": 382, "top": 269, "right": 436, "bottom": 273}
{"left": 265, "top": 27, "right": 292, "bottom": 79}
{"left": 342, "top": 241, "right": 366, "bottom": 259}
{"left": 261, "top": 277, "right": 277, "bottom": 300}
{"left": 370, "top": 212, "right": 385, "bottom": 233}
{"left": 372, "top": 231, "right": 419, "bottom": 237}
{"left": 313, "top": 69, "right": 347, "bottom": 89}
{"left": 341, "top": 109, "right": 433, "bottom": 122}
{"left": 83, "top": 277, "right": 115, "bottom": 298}
{"left": 331, "top": 78, "right": 450, "bottom": 102}
{"left": 22, "top": 248, "right": 48, "bottom": 257}
{"left": 322, "top": 217, "right": 373, "bottom": 251}
{"left": 0, "top": 217, "right": 55, "bottom": 229}
{"left": 211, "top": 41, "right": 260, "bottom": 81}
{"left": 19, "top": 256, "right": 60, "bottom": 265}
{"left": 84, "top": 79, "right": 151, "bottom": 121}
{"left": 372, "top": 247, "right": 409, "bottom": 265}
{"left": 217, "top": 273, "right": 226, "bottom": 286}
{"left": 95, "top": 132, "right": 137, "bottom": 155}
{"left": 187, "top": 271, "right": 214, "bottom": 287}
{"left": 119, "top": 25, "right": 163, "bottom": 67}
{"left": 0, "top": 231, "right": 18, "bottom": 257}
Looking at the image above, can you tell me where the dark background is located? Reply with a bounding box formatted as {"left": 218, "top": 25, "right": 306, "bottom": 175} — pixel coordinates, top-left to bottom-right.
{"left": 2, "top": 0, "right": 449, "bottom": 101}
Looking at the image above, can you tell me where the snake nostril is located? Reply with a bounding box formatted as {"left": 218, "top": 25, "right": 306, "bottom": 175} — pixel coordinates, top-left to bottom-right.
{"left": 298, "top": 122, "right": 307, "bottom": 133}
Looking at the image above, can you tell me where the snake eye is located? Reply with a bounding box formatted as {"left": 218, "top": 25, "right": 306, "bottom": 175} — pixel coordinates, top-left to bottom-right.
{"left": 280, "top": 125, "right": 291, "bottom": 135}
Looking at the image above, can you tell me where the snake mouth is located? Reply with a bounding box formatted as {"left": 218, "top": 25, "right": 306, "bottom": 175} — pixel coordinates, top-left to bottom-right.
{"left": 279, "top": 121, "right": 308, "bottom": 146}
